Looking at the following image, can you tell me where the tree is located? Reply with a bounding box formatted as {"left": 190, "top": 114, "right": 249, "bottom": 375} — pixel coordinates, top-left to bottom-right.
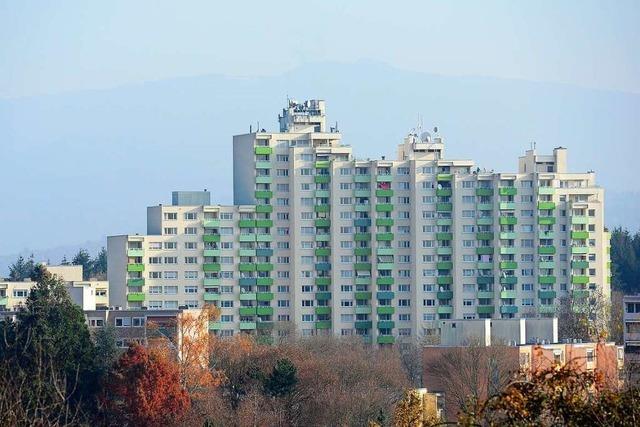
{"left": 8, "top": 254, "right": 35, "bottom": 281}
{"left": 72, "top": 248, "right": 92, "bottom": 280}
{"left": 94, "top": 325, "right": 119, "bottom": 375}
{"left": 91, "top": 247, "right": 108, "bottom": 279}
{"left": 393, "top": 390, "right": 424, "bottom": 427}
{"left": 610, "top": 227, "right": 640, "bottom": 294}
{"left": 264, "top": 358, "right": 298, "bottom": 397}
{"left": 103, "top": 344, "right": 190, "bottom": 426}
{"left": 557, "top": 289, "right": 610, "bottom": 342}
{"left": 0, "top": 264, "right": 99, "bottom": 424}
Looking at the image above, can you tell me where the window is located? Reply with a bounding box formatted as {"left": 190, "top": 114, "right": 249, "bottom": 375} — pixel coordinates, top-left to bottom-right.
{"left": 462, "top": 196, "right": 475, "bottom": 204}
{"left": 164, "top": 241, "right": 177, "bottom": 249}
{"left": 220, "top": 212, "right": 233, "bottom": 220}
{"left": 184, "top": 242, "right": 197, "bottom": 250}
{"left": 398, "top": 299, "right": 411, "bottom": 307}
{"left": 184, "top": 256, "right": 198, "bottom": 264}
{"left": 163, "top": 271, "right": 178, "bottom": 279}
{"left": 115, "top": 317, "right": 131, "bottom": 327}
{"left": 149, "top": 242, "right": 162, "bottom": 250}
{"left": 149, "top": 271, "right": 162, "bottom": 279}
{"left": 132, "top": 317, "right": 145, "bottom": 327}
{"left": 423, "top": 299, "right": 435, "bottom": 306}
{"left": 277, "top": 300, "right": 290, "bottom": 307}
{"left": 164, "top": 256, "right": 178, "bottom": 264}
{"left": 164, "top": 286, "right": 178, "bottom": 295}
{"left": 184, "top": 271, "right": 198, "bottom": 279}
{"left": 13, "top": 289, "right": 28, "bottom": 298}
{"left": 148, "top": 286, "right": 162, "bottom": 294}
{"left": 276, "top": 169, "right": 289, "bottom": 177}
{"left": 163, "top": 212, "right": 177, "bottom": 220}
{"left": 184, "top": 227, "right": 198, "bottom": 235}
{"left": 164, "top": 227, "right": 177, "bottom": 235}
{"left": 184, "top": 285, "right": 198, "bottom": 294}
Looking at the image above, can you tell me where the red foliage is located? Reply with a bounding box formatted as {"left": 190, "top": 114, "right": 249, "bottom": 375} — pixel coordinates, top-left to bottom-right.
{"left": 103, "top": 344, "right": 190, "bottom": 426}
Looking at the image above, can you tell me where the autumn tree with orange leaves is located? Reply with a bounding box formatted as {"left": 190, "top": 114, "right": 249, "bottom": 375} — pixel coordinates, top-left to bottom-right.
{"left": 103, "top": 344, "right": 190, "bottom": 427}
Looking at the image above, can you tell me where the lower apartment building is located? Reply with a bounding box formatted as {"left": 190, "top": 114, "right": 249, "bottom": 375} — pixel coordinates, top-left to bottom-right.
{"left": 107, "top": 99, "right": 611, "bottom": 344}
{"left": 623, "top": 294, "right": 640, "bottom": 365}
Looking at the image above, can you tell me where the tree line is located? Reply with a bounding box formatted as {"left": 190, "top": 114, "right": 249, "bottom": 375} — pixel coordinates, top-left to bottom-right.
{"left": 7, "top": 248, "right": 107, "bottom": 281}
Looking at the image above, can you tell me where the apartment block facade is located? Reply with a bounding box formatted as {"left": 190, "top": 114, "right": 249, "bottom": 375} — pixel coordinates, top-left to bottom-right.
{"left": 108, "top": 99, "right": 610, "bottom": 344}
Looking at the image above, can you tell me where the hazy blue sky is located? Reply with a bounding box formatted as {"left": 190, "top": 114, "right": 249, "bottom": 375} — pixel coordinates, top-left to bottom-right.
{"left": 1, "top": 0, "right": 639, "bottom": 98}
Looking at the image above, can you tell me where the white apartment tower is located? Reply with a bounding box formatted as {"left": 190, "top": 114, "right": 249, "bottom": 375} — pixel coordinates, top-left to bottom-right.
{"left": 108, "top": 99, "right": 610, "bottom": 344}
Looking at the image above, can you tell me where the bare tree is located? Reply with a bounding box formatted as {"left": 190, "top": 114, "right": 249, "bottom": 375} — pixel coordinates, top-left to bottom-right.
{"left": 557, "top": 289, "right": 610, "bottom": 342}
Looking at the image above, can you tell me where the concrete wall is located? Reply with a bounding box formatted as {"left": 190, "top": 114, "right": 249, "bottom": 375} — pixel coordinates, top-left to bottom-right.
{"left": 232, "top": 133, "right": 256, "bottom": 205}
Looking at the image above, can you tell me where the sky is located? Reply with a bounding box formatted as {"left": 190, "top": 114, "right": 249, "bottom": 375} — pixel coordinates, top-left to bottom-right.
{"left": 1, "top": 0, "right": 639, "bottom": 98}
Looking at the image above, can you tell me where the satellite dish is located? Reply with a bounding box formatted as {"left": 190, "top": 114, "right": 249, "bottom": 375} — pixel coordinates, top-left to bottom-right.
{"left": 420, "top": 131, "right": 432, "bottom": 143}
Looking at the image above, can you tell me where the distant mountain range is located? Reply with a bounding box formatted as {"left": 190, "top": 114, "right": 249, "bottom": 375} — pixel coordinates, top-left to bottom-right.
{"left": 1, "top": 60, "right": 638, "bottom": 275}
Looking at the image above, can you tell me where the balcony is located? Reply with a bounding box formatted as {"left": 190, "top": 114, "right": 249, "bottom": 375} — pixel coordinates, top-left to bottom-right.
{"left": 500, "top": 290, "right": 517, "bottom": 299}
{"left": 255, "top": 204, "right": 273, "bottom": 213}
{"left": 203, "top": 219, "right": 221, "bottom": 228}
{"left": 437, "top": 276, "right": 453, "bottom": 285}
{"left": 239, "top": 293, "right": 257, "bottom": 301}
{"left": 500, "top": 247, "right": 516, "bottom": 255}
{"left": 377, "top": 247, "right": 395, "bottom": 256}
{"left": 127, "top": 278, "right": 145, "bottom": 287}
{"left": 539, "top": 261, "right": 555, "bottom": 269}
{"left": 499, "top": 216, "right": 517, "bottom": 225}
{"left": 354, "top": 247, "right": 371, "bottom": 256}
{"left": 256, "top": 292, "right": 274, "bottom": 301}
{"left": 571, "top": 275, "right": 589, "bottom": 284}
{"left": 255, "top": 161, "right": 271, "bottom": 169}
{"left": 436, "top": 232, "right": 453, "bottom": 241}
{"left": 355, "top": 277, "right": 372, "bottom": 287}
{"left": 537, "top": 201, "right": 556, "bottom": 210}
{"left": 254, "top": 146, "right": 273, "bottom": 155}
{"left": 203, "top": 234, "right": 221, "bottom": 243}
{"left": 571, "top": 246, "right": 589, "bottom": 255}
{"left": 355, "top": 233, "right": 371, "bottom": 241}
{"left": 377, "top": 306, "right": 395, "bottom": 314}
{"left": 353, "top": 218, "right": 370, "bottom": 227}
{"left": 376, "top": 174, "right": 393, "bottom": 183}
{"left": 355, "top": 204, "right": 370, "bottom": 212}
{"left": 476, "top": 188, "right": 494, "bottom": 196}
{"left": 538, "top": 246, "right": 556, "bottom": 255}
{"left": 571, "top": 231, "right": 589, "bottom": 240}
{"left": 377, "top": 336, "right": 395, "bottom": 344}
{"left": 499, "top": 187, "right": 517, "bottom": 196}
{"left": 436, "top": 203, "right": 453, "bottom": 212}
{"left": 256, "top": 263, "right": 273, "bottom": 272}
{"left": 571, "top": 216, "right": 588, "bottom": 225}
{"left": 477, "top": 262, "right": 493, "bottom": 270}
{"left": 255, "top": 176, "right": 272, "bottom": 184}
{"left": 315, "top": 262, "right": 331, "bottom": 272}
{"left": 355, "top": 306, "right": 372, "bottom": 314}
{"left": 538, "top": 187, "right": 555, "bottom": 195}
{"left": 438, "top": 247, "right": 453, "bottom": 255}
{"left": 254, "top": 190, "right": 273, "bottom": 199}
{"left": 436, "top": 173, "right": 453, "bottom": 181}
{"left": 256, "top": 277, "right": 273, "bottom": 286}
{"left": 127, "top": 292, "right": 145, "bottom": 302}
{"left": 127, "top": 263, "right": 144, "bottom": 272}
{"left": 571, "top": 260, "right": 589, "bottom": 269}
{"left": 238, "top": 277, "right": 256, "bottom": 286}
{"left": 255, "top": 219, "right": 273, "bottom": 228}
{"left": 477, "top": 232, "right": 494, "bottom": 241}
{"left": 127, "top": 248, "right": 144, "bottom": 257}
{"left": 202, "top": 262, "right": 220, "bottom": 272}
{"left": 436, "top": 188, "right": 452, "bottom": 197}
{"left": 315, "top": 277, "right": 331, "bottom": 286}
{"left": 437, "top": 290, "right": 453, "bottom": 300}
{"left": 314, "top": 190, "right": 330, "bottom": 198}
{"left": 315, "top": 160, "right": 330, "bottom": 169}
{"left": 477, "top": 276, "right": 494, "bottom": 285}
{"left": 572, "top": 289, "right": 590, "bottom": 298}
{"left": 539, "top": 231, "right": 555, "bottom": 239}
{"left": 499, "top": 261, "right": 518, "bottom": 270}
{"left": 477, "top": 203, "right": 493, "bottom": 211}
{"left": 315, "top": 233, "right": 331, "bottom": 242}
{"left": 256, "top": 306, "right": 274, "bottom": 316}
{"left": 239, "top": 322, "right": 257, "bottom": 330}
{"left": 204, "top": 278, "right": 221, "bottom": 286}
{"left": 354, "top": 263, "right": 372, "bottom": 271}
{"left": 477, "top": 305, "right": 495, "bottom": 314}
{"left": 354, "top": 174, "right": 371, "bottom": 183}
{"left": 376, "top": 291, "right": 395, "bottom": 300}
{"left": 314, "top": 175, "right": 330, "bottom": 184}
{"left": 377, "top": 320, "right": 395, "bottom": 329}
{"left": 256, "top": 248, "right": 273, "bottom": 257}
{"left": 476, "top": 247, "right": 493, "bottom": 255}
{"left": 500, "top": 305, "right": 518, "bottom": 314}
{"left": 538, "top": 290, "right": 557, "bottom": 299}
{"left": 437, "top": 218, "right": 453, "bottom": 226}
{"left": 376, "top": 189, "right": 394, "bottom": 197}
{"left": 205, "top": 249, "right": 222, "bottom": 257}
{"left": 499, "top": 202, "right": 516, "bottom": 210}
{"left": 314, "top": 205, "right": 330, "bottom": 213}
{"left": 355, "top": 291, "right": 372, "bottom": 300}
{"left": 376, "top": 218, "right": 394, "bottom": 226}
{"left": 477, "top": 217, "right": 493, "bottom": 226}
{"left": 538, "top": 217, "right": 556, "bottom": 225}
{"left": 538, "top": 275, "right": 556, "bottom": 285}
{"left": 500, "top": 232, "right": 517, "bottom": 240}
{"left": 315, "top": 306, "right": 331, "bottom": 315}
{"left": 477, "top": 290, "right": 494, "bottom": 299}
{"left": 238, "top": 263, "right": 256, "bottom": 272}
{"left": 377, "top": 262, "right": 394, "bottom": 270}
{"left": 203, "top": 293, "right": 220, "bottom": 301}
{"left": 500, "top": 276, "right": 517, "bottom": 285}
{"left": 376, "top": 277, "right": 394, "bottom": 286}
{"left": 436, "top": 261, "right": 453, "bottom": 270}
{"left": 376, "top": 232, "right": 394, "bottom": 241}
{"left": 239, "top": 306, "right": 257, "bottom": 315}
{"left": 315, "top": 292, "right": 331, "bottom": 301}
{"left": 209, "top": 321, "right": 221, "bottom": 330}
{"left": 315, "top": 248, "right": 331, "bottom": 257}
{"left": 437, "top": 305, "right": 454, "bottom": 314}
{"left": 375, "top": 203, "right": 393, "bottom": 212}
{"left": 355, "top": 320, "right": 373, "bottom": 329}
{"left": 539, "top": 305, "right": 556, "bottom": 314}
{"left": 315, "top": 320, "right": 331, "bottom": 329}
{"left": 239, "top": 234, "right": 256, "bottom": 242}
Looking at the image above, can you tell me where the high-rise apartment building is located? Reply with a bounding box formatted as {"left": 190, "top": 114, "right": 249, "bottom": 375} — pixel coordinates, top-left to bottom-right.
{"left": 108, "top": 99, "right": 610, "bottom": 344}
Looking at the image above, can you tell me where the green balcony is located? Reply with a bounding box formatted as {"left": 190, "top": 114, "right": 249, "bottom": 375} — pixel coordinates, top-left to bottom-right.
{"left": 239, "top": 248, "right": 257, "bottom": 258}
{"left": 500, "top": 276, "right": 517, "bottom": 285}
{"left": 377, "top": 336, "right": 395, "bottom": 344}
{"left": 127, "top": 248, "right": 144, "bottom": 257}
{"left": 376, "top": 247, "right": 395, "bottom": 256}
{"left": 254, "top": 190, "right": 273, "bottom": 199}
{"left": 500, "top": 305, "right": 518, "bottom": 314}
{"left": 477, "top": 217, "right": 493, "bottom": 226}
{"left": 377, "top": 306, "right": 395, "bottom": 315}
{"left": 477, "top": 291, "right": 494, "bottom": 299}
{"left": 255, "top": 176, "right": 272, "bottom": 184}
{"left": 255, "top": 219, "right": 273, "bottom": 228}
{"left": 203, "top": 219, "right": 221, "bottom": 228}
{"left": 127, "top": 263, "right": 144, "bottom": 272}
{"left": 572, "top": 289, "right": 590, "bottom": 299}
{"left": 255, "top": 204, "right": 273, "bottom": 213}
{"left": 500, "top": 261, "right": 517, "bottom": 270}
{"left": 256, "top": 263, "right": 274, "bottom": 272}
{"left": 477, "top": 203, "right": 493, "bottom": 211}
{"left": 256, "top": 321, "right": 273, "bottom": 330}
{"left": 375, "top": 204, "right": 393, "bottom": 212}
{"left": 538, "top": 216, "right": 556, "bottom": 225}
{"left": 315, "top": 277, "right": 331, "bottom": 286}
{"left": 539, "top": 261, "right": 555, "bottom": 269}
{"left": 376, "top": 291, "right": 395, "bottom": 300}
{"left": 355, "top": 306, "right": 372, "bottom": 314}
{"left": 436, "top": 232, "right": 453, "bottom": 241}
{"left": 537, "top": 201, "right": 556, "bottom": 210}
{"left": 437, "top": 276, "right": 453, "bottom": 285}
{"left": 255, "top": 161, "right": 271, "bottom": 169}
{"left": 436, "top": 173, "right": 453, "bottom": 181}
{"left": 315, "top": 292, "right": 332, "bottom": 301}
{"left": 538, "top": 275, "right": 556, "bottom": 285}
{"left": 499, "top": 202, "right": 516, "bottom": 210}
{"left": 355, "top": 277, "right": 371, "bottom": 286}
{"left": 539, "top": 231, "right": 555, "bottom": 239}
{"left": 127, "top": 292, "right": 145, "bottom": 302}
{"left": 204, "top": 278, "right": 221, "bottom": 286}
{"left": 355, "top": 321, "right": 373, "bottom": 329}
{"left": 314, "top": 175, "right": 330, "bottom": 184}
{"left": 377, "top": 320, "right": 395, "bottom": 329}
{"left": 353, "top": 189, "right": 370, "bottom": 198}
{"left": 477, "top": 305, "right": 495, "bottom": 314}
{"left": 500, "top": 232, "right": 517, "bottom": 240}
{"left": 354, "top": 247, "right": 372, "bottom": 256}
{"left": 500, "top": 246, "right": 516, "bottom": 255}
{"left": 376, "top": 218, "right": 394, "bottom": 226}
{"left": 376, "top": 277, "right": 394, "bottom": 286}
{"left": 239, "top": 277, "right": 256, "bottom": 286}
{"left": 376, "top": 189, "right": 394, "bottom": 197}
{"left": 209, "top": 321, "right": 221, "bottom": 330}
{"left": 499, "top": 216, "right": 517, "bottom": 225}
{"left": 355, "top": 291, "right": 372, "bottom": 300}
{"left": 256, "top": 292, "right": 274, "bottom": 301}
{"left": 539, "top": 305, "right": 556, "bottom": 314}
{"left": 314, "top": 205, "right": 330, "bottom": 213}
{"left": 315, "top": 306, "right": 331, "bottom": 315}
{"left": 376, "top": 175, "right": 393, "bottom": 182}
{"left": 127, "top": 278, "right": 145, "bottom": 287}
{"left": 239, "top": 234, "right": 256, "bottom": 242}
{"left": 239, "top": 322, "right": 257, "bottom": 330}
{"left": 315, "top": 190, "right": 330, "bottom": 198}
{"left": 239, "top": 293, "right": 257, "bottom": 301}
{"left": 436, "top": 188, "right": 452, "bottom": 197}
{"left": 477, "top": 232, "right": 494, "bottom": 241}
{"left": 538, "top": 187, "right": 555, "bottom": 195}
{"left": 315, "top": 233, "right": 331, "bottom": 242}
{"left": 355, "top": 204, "right": 370, "bottom": 212}
{"left": 353, "top": 218, "right": 371, "bottom": 228}
{"left": 538, "top": 246, "right": 556, "bottom": 255}
{"left": 538, "top": 290, "right": 557, "bottom": 299}
{"left": 436, "top": 261, "right": 453, "bottom": 270}
{"left": 477, "top": 276, "right": 494, "bottom": 285}
{"left": 437, "top": 290, "right": 453, "bottom": 300}
{"left": 571, "top": 260, "right": 589, "bottom": 269}
{"left": 571, "top": 216, "right": 588, "bottom": 225}
{"left": 437, "top": 305, "right": 454, "bottom": 314}
{"left": 477, "top": 262, "right": 493, "bottom": 270}
{"left": 205, "top": 249, "right": 222, "bottom": 257}
{"left": 476, "top": 188, "right": 494, "bottom": 196}
{"left": 571, "top": 231, "right": 589, "bottom": 240}
{"left": 315, "top": 248, "right": 331, "bottom": 257}
{"left": 571, "top": 275, "right": 589, "bottom": 284}
{"left": 254, "top": 146, "right": 273, "bottom": 155}
{"left": 238, "top": 263, "right": 255, "bottom": 272}
{"left": 377, "top": 262, "right": 394, "bottom": 270}
{"left": 315, "top": 320, "right": 331, "bottom": 329}
{"left": 437, "top": 218, "right": 453, "bottom": 226}
{"left": 355, "top": 233, "right": 371, "bottom": 241}
{"left": 239, "top": 306, "right": 257, "bottom": 315}
{"left": 376, "top": 232, "right": 394, "bottom": 241}
{"left": 438, "top": 247, "right": 453, "bottom": 255}
{"left": 571, "top": 246, "right": 589, "bottom": 255}
{"left": 355, "top": 263, "right": 372, "bottom": 271}
{"left": 204, "top": 293, "right": 220, "bottom": 301}
{"left": 476, "top": 247, "right": 494, "bottom": 255}
{"left": 436, "top": 203, "right": 453, "bottom": 212}
{"left": 500, "top": 290, "right": 517, "bottom": 299}
{"left": 256, "top": 277, "right": 273, "bottom": 286}
{"left": 354, "top": 174, "right": 371, "bottom": 183}
{"left": 499, "top": 187, "right": 517, "bottom": 196}
{"left": 256, "top": 306, "right": 273, "bottom": 316}
{"left": 315, "top": 160, "right": 330, "bottom": 169}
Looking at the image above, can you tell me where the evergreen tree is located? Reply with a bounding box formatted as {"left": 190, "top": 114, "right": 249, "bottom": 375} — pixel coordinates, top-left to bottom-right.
{"left": 264, "top": 358, "right": 298, "bottom": 397}
{"left": 72, "top": 248, "right": 92, "bottom": 280}
{"left": 92, "top": 247, "right": 108, "bottom": 279}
